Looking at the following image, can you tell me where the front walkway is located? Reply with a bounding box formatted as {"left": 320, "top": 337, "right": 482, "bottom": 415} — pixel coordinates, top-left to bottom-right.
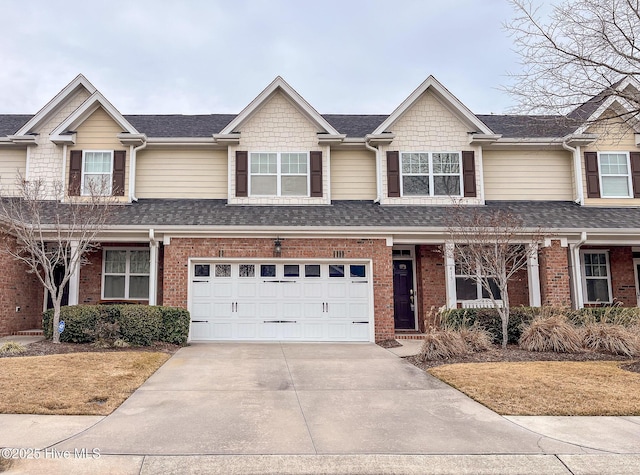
{"left": 1, "top": 342, "right": 639, "bottom": 473}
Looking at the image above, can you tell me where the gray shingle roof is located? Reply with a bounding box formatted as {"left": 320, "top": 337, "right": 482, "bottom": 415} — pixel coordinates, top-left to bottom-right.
{"left": 322, "top": 115, "right": 388, "bottom": 137}
{"left": 36, "top": 199, "right": 639, "bottom": 230}
{"left": 0, "top": 115, "right": 34, "bottom": 136}
{"left": 124, "top": 114, "right": 236, "bottom": 138}
{"left": 477, "top": 115, "right": 580, "bottom": 138}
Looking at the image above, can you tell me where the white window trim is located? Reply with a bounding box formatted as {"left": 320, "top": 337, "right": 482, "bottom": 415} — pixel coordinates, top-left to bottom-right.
{"left": 102, "top": 247, "right": 151, "bottom": 300}
{"left": 400, "top": 151, "right": 463, "bottom": 197}
{"left": 248, "top": 151, "right": 310, "bottom": 197}
{"left": 598, "top": 151, "right": 633, "bottom": 198}
{"left": 81, "top": 150, "right": 113, "bottom": 196}
{"left": 580, "top": 250, "right": 613, "bottom": 304}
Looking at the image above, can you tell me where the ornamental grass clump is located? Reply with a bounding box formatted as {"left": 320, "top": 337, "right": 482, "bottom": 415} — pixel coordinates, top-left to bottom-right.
{"left": 0, "top": 341, "right": 26, "bottom": 355}
{"left": 519, "top": 315, "right": 582, "bottom": 353}
{"left": 458, "top": 325, "right": 493, "bottom": 353}
{"left": 418, "top": 328, "right": 468, "bottom": 361}
{"left": 582, "top": 323, "right": 638, "bottom": 357}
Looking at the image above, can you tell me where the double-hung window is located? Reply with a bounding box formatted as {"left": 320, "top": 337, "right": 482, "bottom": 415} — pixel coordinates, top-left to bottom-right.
{"left": 455, "top": 261, "right": 501, "bottom": 301}
{"left": 599, "top": 152, "right": 632, "bottom": 198}
{"left": 401, "top": 152, "right": 462, "bottom": 196}
{"left": 581, "top": 250, "right": 612, "bottom": 303}
{"left": 250, "top": 152, "right": 308, "bottom": 196}
{"left": 103, "top": 249, "right": 150, "bottom": 300}
{"left": 82, "top": 151, "right": 113, "bottom": 196}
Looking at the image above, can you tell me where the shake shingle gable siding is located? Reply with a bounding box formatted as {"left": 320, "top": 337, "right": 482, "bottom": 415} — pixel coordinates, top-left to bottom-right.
{"left": 24, "top": 199, "right": 640, "bottom": 229}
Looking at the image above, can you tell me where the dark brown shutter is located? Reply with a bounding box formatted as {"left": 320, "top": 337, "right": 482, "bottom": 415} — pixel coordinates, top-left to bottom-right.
{"left": 68, "top": 150, "right": 82, "bottom": 196}
{"left": 310, "top": 151, "right": 323, "bottom": 197}
{"left": 112, "top": 150, "right": 126, "bottom": 196}
{"left": 585, "top": 151, "right": 601, "bottom": 198}
{"left": 235, "top": 151, "right": 248, "bottom": 197}
{"left": 387, "top": 151, "right": 400, "bottom": 197}
{"left": 630, "top": 152, "right": 640, "bottom": 198}
{"left": 462, "top": 151, "right": 476, "bottom": 197}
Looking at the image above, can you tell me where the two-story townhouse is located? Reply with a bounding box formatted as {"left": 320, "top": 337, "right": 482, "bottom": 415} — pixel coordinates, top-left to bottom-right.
{"left": 1, "top": 74, "right": 639, "bottom": 341}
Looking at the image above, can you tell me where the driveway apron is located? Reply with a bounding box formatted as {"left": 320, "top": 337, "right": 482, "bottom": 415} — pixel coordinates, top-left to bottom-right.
{"left": 54, "top": 343, "right": 578, "bottom": 455}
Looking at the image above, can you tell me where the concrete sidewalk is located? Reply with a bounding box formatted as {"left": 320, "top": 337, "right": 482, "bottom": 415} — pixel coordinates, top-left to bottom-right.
{"left": 1, "top": 342, "right": 639, "bottom": 474}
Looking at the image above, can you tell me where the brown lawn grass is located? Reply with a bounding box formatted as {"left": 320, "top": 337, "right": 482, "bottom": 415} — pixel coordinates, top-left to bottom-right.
{"left": 429, "top": 360, "right": 640, "bottom": 416}
{"left": 0, "top": 352, "right": 170, "bottom": 415}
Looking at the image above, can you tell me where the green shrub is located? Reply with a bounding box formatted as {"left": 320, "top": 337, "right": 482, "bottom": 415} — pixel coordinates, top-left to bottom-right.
{"left": 43, "top": 304, "right": 190, "bottom": 346}
{"left": 569, "top": 306, "right": 640, "bottom": 327}
{"left": 43, "top": 305, "right": 103, "bottom": 343}
{"left": 440, "top": 307, "right": 536, "bottom": 344}
{"left": 117, "top": 305, "right": 163, "bottom": 346}
{"left": 519, "top": 315, "right": 583, "bottom": 353}
{"left": 160, "top": 307, "right": 191, "bottom": 345}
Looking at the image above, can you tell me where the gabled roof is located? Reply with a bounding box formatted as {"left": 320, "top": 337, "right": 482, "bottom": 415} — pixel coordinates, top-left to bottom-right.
{"left": 14, "top": 74, "right": 97, "bottom": 136}
{"left": 49, "top": 91, "right": 138, "bottom": 141}
{"left": 220, "top": 76, "right": 340, "bottom": 135}
{"left": 372, "top": 75, "right": 494, "bottom": 135}
{"left": 567, "top": 77, "right": 640, "bottom": 134}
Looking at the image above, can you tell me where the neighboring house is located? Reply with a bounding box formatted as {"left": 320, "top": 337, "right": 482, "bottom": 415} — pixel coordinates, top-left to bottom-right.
{"left": 1, "top": 74, "right": 640, "bottom": 341}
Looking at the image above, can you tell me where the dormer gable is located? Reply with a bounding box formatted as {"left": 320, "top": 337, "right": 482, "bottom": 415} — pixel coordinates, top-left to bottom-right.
{"left": 14, "top": 74, "right": 97, "bottom": 137}
{"left": 50, "top": 91, "right": 139, "bottom": 145}
{"left": 220, "top": 76, "right": 342, "bottom": 138}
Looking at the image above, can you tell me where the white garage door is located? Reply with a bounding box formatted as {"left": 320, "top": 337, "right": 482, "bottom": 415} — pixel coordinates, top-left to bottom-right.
{"left": 189, "top": 261, "right": 372, "bottom": 341}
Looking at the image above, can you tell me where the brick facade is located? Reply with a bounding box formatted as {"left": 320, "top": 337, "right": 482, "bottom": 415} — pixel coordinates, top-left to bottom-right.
{"left": 539, "top": 240, "right": 571, "bottom": 307}
{"left": 415, "top": 245, "right": 446, "bottom": 330}
{"left": 162, "top": 237, "right": 395, "bottom": 341}
{"left": 0, "top": 233, "right": 44, "bottom": 336}
{"left": 608, "top": 246, "right": 636, "bottom": 306}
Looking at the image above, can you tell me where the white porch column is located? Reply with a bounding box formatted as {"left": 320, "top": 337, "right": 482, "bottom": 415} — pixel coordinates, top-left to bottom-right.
{"left": 67, "top": 240, "right": 80, "bottom": 306}
{"left": 527, "top": 244, "right": 541, "bottom": 307}
{"left": 444, "top": 242, "right": 457, "bottom": 309}
{"left": 148, "top": 230, "right": 159, "bottom": 306}
{"left": 569, "top": 243, "right": 584, "bottom": 309}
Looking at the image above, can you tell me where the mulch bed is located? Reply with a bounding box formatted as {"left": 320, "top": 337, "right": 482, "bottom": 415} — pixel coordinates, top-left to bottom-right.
{"left": 0, "top": 340, "right": 181, "bottom": 358}
{"left": 392, "top": 342, "right": 640, "bottom": 374}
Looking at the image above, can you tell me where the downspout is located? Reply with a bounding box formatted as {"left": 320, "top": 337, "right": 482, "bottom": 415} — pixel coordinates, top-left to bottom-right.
{"left": 60, "top": 144, "right": 67, "bottom": 201}
{"left": 130, "top": 141, "right": 148, "bottom": 202}
{"left": 365, "top": 140, "right": 382, "bottom": 203}
{"left": 569, "top": 231, "right": 587, "bottom": 309}
{"left": 148, "top": 228, "right": 159, "bottom": 306}
{"left": 563, "top": 141, "right": 584, "bottom": 205}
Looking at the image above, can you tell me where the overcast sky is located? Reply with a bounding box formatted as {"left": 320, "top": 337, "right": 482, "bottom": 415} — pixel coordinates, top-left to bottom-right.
{"left": 1, "top": 0, "right": 531, "bottom": 116}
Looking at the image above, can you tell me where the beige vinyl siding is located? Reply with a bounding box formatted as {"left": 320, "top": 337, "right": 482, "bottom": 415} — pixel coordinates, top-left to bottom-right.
{"left": 67, "top": 107, "right": 128, "bottom": 197}
{"left": 0, "top": 148, "right": 26, "bottom": 196}
{"left": 583, "top": 117, "right": 640, "bottom": 206}
{"left": 483, "top": 150, "right": 573, "bottom": 200}
{"left": 136, "top": 148, "right": 227, "bottom": 199}
{"left": 330, "top": 150, "right": 376, "bottom": 200}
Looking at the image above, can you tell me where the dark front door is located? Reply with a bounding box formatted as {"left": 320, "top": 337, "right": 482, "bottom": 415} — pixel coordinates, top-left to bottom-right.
{"left": 393, "top": 260, "right": 415, "bottom": 330}
{"left": 46, "top": 265, "right": 69, "bottom": 310}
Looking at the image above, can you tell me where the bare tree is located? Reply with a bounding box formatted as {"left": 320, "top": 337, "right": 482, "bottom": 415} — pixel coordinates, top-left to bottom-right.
{"left": 0, "top": 177, "right": 115, "bottom": 343}
{"left": 446, "top": 206, "right": 547, "bottom": 348}
{"left": 505, "top": 0, "right": 640, "bottom": 131}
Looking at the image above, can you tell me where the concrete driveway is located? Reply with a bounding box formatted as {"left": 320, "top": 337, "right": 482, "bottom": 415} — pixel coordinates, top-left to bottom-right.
{"left": 54, "top": 342, "right": 580, "bottom": 456}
